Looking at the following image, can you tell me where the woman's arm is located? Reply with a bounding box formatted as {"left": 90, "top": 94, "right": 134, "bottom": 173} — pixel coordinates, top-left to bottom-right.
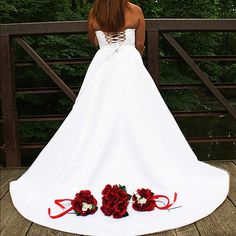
{"left": 87, "top": 9, "right": 98, "bottom": 46}
{"left": 135, "top": 6, "right": 145, "bottom": 57}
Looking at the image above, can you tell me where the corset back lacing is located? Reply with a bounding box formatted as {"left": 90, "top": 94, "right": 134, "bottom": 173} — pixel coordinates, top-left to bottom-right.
{"left": 101, "top": 31, "right": 128, "bottom": 62}
{"left": 104, "top": 31, "right": 126, "bottom": 46}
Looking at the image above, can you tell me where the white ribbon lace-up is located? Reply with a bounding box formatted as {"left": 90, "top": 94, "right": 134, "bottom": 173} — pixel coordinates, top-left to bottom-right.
{"left": 104, "top": 31, "right": 126, "bottom": 46}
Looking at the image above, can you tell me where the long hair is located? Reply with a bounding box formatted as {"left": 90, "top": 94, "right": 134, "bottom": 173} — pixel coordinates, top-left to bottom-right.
{"left": 93, "top": 0, "right": 128, "bottom": 32}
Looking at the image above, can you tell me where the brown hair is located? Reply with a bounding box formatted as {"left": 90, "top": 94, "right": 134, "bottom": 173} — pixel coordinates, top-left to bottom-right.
{"left": 92, "top": 0, "right": 128, "bottom": 32}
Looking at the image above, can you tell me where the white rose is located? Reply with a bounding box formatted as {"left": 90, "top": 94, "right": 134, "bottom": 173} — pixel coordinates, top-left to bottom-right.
{"left": 82, "top": 202, "right": 93, "bottom": 211}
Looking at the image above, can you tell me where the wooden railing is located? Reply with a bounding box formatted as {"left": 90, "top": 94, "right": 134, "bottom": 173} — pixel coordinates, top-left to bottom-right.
{"left": 0, "top": 19, "right": 236, "bottom": 166}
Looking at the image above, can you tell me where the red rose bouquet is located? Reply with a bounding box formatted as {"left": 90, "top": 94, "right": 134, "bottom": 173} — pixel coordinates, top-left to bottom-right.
{"left": 132, "top": 188, "right": 156, "bottom": 211}
{"left": 101, "top": 184, "right": 131, "bottom": 218}
{"left": 132, "top": 188, "right": 178, "bottom": 211}
{"left": 71, "top": 190, "right": 98, "bottom": 216}
{"left": 48, "top": 190, "right": 98, "bottom": 219}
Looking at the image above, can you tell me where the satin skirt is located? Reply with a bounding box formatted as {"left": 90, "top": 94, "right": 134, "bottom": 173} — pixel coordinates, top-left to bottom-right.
{"left": 10, "top": 44, "right": 229, "bottom": 236}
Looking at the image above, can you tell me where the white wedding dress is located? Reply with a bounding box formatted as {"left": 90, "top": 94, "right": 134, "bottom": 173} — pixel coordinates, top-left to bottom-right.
{"left": 10, "top": 28, "right": 229, "bottom": 236}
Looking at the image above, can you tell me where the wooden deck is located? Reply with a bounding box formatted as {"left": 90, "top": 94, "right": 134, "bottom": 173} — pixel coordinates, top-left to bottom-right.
{"left": 1, "top": 161, "right": 236, "bottom": 236}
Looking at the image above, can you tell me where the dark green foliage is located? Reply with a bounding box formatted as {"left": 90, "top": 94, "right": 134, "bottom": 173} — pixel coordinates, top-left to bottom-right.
{"left": 216, "top": 0, "right": 236, "bottom": 18}
{"left": 132, "top": 0, "right": 160, "bottom": 17}
{"left": 0, "top": 1, "right": 17, "bottom": 23}
{"left": 19, "top": 121, "right": 62, "bottom": 143}
{"left": 0, "top": 0, "right": 67, "bottom": 23}
{"left": 155, "top": 0, "right": 216, "bottom": 18}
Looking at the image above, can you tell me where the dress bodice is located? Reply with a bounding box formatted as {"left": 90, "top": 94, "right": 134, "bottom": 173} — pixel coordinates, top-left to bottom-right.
{"left": 95, "top": 28, "right": 135, "bottom": 48}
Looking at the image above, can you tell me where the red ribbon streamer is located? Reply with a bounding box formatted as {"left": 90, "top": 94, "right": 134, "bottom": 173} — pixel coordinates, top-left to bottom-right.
{"left": 153, "top": 192, "right": 177, "bottom": 209}
{"left": 48, "top": 199, "right": 74, "bottom": 219}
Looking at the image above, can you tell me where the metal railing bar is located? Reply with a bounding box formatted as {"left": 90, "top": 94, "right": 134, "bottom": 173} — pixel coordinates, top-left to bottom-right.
{"left": 0, "top": 34, "right": 21, "bottom": 166}
{"left": 17, "top": 115, "right": 66, "bottom": 122}
{"left": 15, "top": 58, "right": 92, "bottom": 67}
{"left": 162, "top": 32, "right": 236, "bottom": 121}
{"left": 161, "top": 55, "right": 236, "bottom": 62}
{"left": 160, "top": 83, "right": 236, "bottom": 89}
{"left": 16, "top": 87, "right": 80, "bottom": 95}
{"left": 13, "top": 83, "right": 236, "bottom": 95}
{"left": 1, "top": 136, "right": 235, "bottom": 150}
{"left": 146, "top": 30, "right": 160, "bottom": 87}
{"left": 13, "top": 55, "right": 236, "bottom": 68}
{"left": 146, "top": 19, "right": 236, "bottom": 32}
{"left": 0, "top": 21, "right": 88, "bottom": 35}
{"left": 0, "top": 110, "right": 230, "bottom": 123}
{"left": 15, "top": 37, "right": 77, "bottom": 101}
{"left": 1, "top": 19, "right": 236, "bottom": 35}
{"left": 187, "top": 136, "right": 236, "bottom": 143}
{"left": 173, "top": 110, "right": 228, "bottom": 117}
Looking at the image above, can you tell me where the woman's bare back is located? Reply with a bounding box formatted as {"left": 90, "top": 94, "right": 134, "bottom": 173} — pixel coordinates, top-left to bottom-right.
{"left": 88, "top": 2, "right": 145, "bottom": 55}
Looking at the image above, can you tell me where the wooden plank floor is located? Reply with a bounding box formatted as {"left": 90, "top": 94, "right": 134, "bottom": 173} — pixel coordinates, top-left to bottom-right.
{"left": 1, "top": 161, "right": 236, "bottom": 236}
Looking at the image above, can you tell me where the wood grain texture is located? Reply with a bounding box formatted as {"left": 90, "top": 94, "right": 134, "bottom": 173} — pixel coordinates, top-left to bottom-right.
{"left": 1, "top": 20, "right": 236, "bottom": 35}
{"left": 0, "top": 168, "right": 26, "bottom": 198}
{"left": 175, "top": 224, "right": 200, "bottom": 236}
{"left": 195, "top": 198, "right": 236, "bottom": 236}
{"left": 0, "top": 35, "right": 21, "bottom": 167}
{"left": 27, "top": 223, "right": 80, "bottom": 236}
{"left": 145, "top": 224, "right": 201, "bottom": 236}
{"left": 0, "top": 193, "right": 31, "bottom": 236}
{"left": 145, "top": 230, "right": 176, "bottom": 236}
{"left": 209, "top": 162, "right": 236, "bottom": 205}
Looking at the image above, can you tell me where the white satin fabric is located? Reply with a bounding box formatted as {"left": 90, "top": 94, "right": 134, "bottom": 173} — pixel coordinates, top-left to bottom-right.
{"left": 10, "top": 28, "right": 229, "bottom": 236}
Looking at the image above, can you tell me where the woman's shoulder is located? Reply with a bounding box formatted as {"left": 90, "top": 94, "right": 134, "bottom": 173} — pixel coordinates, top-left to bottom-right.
{"left": 127, "top": 2, "right": 144, "bottom": 14}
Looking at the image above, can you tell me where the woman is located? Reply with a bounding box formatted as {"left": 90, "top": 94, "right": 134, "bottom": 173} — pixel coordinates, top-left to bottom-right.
{"left": 10, "top": 0, "right": 229, "bottom": 236}
{"left": 87, "top": 0, "right": 145, "bottom": 56}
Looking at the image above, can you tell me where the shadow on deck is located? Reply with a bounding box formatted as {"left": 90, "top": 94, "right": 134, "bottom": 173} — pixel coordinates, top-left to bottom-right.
{"left": 0, "top": 161, "right": 236, "bottom": 236}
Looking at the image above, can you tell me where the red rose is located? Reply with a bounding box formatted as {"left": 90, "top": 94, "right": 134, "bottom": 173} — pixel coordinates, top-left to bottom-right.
{"left": 132, "top": 188, "right": 156, "bottom": 211}
{"left": 71, "top": 190, "right": 98, "bottom": 216}
{"left": 101, "top": 184, "right": 131, "bottom": 218}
